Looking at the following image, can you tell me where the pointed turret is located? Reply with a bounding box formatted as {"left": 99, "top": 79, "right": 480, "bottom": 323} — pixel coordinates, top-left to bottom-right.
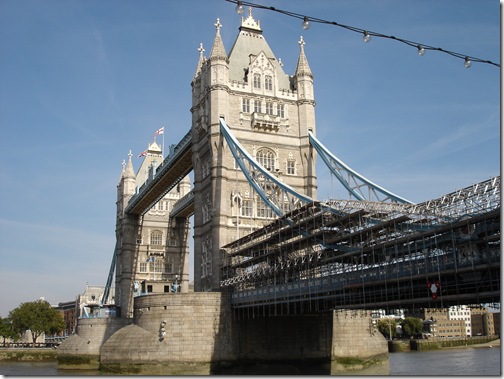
{"left": 193, "top": 43, "right": 206, "bottom": 79}
{"left": 123, "top": 150, "right": 136, "bottom": 180}
{"left": 117, "top": 150, "right": 137, "bottom": 220}
{"left": 295, "top": 36, "right": 315, "bottom": 102}
{"left": 295, "top": 36, "right": 313, "bottom": 79}
{"left": 209, "top": 18, "right": 227, "bottom": 61}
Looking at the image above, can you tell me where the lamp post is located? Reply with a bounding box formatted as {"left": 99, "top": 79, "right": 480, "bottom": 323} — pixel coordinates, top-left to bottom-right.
{"left": 386, "top": 319, "right": 394, "bottom": 341}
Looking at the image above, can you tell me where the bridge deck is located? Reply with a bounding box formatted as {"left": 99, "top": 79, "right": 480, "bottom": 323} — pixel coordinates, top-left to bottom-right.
{"left": 126, "top": 130, "right": 193, "bottom": 215}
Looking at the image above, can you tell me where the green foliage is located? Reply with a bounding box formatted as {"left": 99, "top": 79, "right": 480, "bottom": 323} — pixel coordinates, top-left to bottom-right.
{"left": 376, "top": 319, "right": 397, "bottom": 340}
{"left": 400, "top": 317, "right": 423, "bottom": 338}
{"left": 0, "top": 317, "right": 19, "bottom": 345}
{"left": 8, "top": 299, "right": 65, "bottom": 345}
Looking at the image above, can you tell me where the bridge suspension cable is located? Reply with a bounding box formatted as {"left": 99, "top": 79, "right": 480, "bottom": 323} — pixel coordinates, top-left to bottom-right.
{"left": 220, "top": 118, "right": 313, "bottom": 217}
{"left": 309, "top": 131, "right": 412, "bottom": 204}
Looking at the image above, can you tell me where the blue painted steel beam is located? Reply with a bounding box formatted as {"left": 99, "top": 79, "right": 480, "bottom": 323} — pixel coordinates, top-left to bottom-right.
{"left": 308, "top": 131, "right": 412, "bottom": 204}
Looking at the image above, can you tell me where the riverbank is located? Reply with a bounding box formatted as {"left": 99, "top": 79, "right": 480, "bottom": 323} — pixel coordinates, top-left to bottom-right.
{"left": 0, "top": 348, "right": 57, "bottom": 362}
{"left": 0, "top": 339, "right": 499, "bottom": 363}
{"left": 390, "top": 336, "right": 500, "bottom": 352}
{"left": 455, "top": 338, "right": 499, "bottom": 349}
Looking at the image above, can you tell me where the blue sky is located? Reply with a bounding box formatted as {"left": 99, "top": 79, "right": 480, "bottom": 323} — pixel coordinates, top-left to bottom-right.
{"left": 0, "top": 0, "right": 500, "bottom": 317}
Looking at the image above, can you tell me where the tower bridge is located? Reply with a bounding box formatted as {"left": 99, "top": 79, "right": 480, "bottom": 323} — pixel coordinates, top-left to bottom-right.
{"left": 59, "top": 8, "right": 500, "bottom": 375}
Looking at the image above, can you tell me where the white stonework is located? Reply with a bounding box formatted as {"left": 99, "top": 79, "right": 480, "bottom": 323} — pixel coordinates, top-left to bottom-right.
{"left": 191, "top": 10, "right": 317, "bottom": 291}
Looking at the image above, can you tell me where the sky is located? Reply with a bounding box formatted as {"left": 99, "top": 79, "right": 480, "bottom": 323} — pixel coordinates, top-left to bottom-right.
{"left": 0, "top": 0, "right": 500, "bottom": 317}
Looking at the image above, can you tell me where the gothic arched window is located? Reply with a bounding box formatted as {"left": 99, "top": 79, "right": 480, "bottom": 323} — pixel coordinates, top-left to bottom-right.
{"left": 256, "top": 148, "right": 275, "bottom": 171}
{"left": 150, "top": 230, "right": 163, "bottom": 246}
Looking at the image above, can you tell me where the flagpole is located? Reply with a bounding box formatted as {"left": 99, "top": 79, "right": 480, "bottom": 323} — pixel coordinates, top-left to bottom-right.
{"left": 162, "top": 129, "right": 165, "bottom": 159}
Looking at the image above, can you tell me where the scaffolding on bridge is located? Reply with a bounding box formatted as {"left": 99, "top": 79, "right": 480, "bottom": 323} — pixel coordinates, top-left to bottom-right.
{"left": 220, "top": 176, "right": 500, "bottom": 315}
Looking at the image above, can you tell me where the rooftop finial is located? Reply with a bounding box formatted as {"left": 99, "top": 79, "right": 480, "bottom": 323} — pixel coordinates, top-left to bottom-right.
{"left": 298, "top": 36, "right": 305, "bottom": 48}
{"left": 240, "top": 6, "right": 261, "bottom": 31}
{"left": 198, "top": 43, "right": 205, "bottom": 56}
{"left": 215, "top": 18, "right": 222, "bottom": 32}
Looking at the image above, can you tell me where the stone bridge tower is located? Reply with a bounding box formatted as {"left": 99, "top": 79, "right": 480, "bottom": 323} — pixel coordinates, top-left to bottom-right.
{"left": 191, "top": 9, "right": 317, "bottom": 291}
{"left": 115, "top": 142, "right": 191, "bottom": 318}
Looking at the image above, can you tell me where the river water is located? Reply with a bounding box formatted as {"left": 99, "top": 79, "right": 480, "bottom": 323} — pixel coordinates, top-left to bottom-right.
{"left": 0, "top": 347, "right": 500, "bottom": 375}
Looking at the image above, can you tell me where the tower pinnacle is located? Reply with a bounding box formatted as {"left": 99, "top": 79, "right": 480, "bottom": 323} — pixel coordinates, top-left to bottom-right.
{"left": 209, "top": 18, "right": 227, "bottom": 60}
{"left": 295, "top": 36, "right": 313, "bottom": 78}
{"left": 193, "top": 43, "right": 206, "bottom": 79}
{"left": 124, "top": 149, "right": 135, "bottom": 179}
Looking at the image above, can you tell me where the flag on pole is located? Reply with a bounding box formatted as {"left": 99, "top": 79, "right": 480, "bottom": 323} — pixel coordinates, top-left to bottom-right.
{"left": 137, "top": 150, "right": 147, "bottom": 158}
{"left": 154, "top": 127, "right": 164, "bottom": 137}
{"left": 146, "top": 256, "right": 155, "bottom": 263}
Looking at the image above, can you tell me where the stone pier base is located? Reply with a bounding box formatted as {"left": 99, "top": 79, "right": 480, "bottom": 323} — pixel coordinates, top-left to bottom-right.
{"left": 99, "top": 292, "right": 236, "bottom": 375}
{"left": 57, "top": 317, "right": 131, "bottom": 370}
{"left": 57, "top": 297, "right": 390, "bottom": 375}
{"left": 331, "top": 309, "right": 389, "bottom": 375}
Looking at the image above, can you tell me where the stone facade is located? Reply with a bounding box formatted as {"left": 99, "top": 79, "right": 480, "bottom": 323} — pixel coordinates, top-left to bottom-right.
{"left": 99, "top": 293, "right": 236, "bottom": 374}
{"left": 115, "top": 142, "right": 191, "bottom": 318}
{"left": 57, "top": 317, "right": 132, "bottom": 369}
{"left": 190, "top": 10, "right": 317, "bottom": 292}
{"left": 331, "top": 310, "right": 389, "bottom": 375}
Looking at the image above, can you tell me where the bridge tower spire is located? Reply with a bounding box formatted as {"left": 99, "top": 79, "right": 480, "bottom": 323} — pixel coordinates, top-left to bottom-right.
{"left": 191, "top": 11, "right": 318, "bottom": 292}
{"left": 295, "top": 36, "right": 317, "bottom": 198}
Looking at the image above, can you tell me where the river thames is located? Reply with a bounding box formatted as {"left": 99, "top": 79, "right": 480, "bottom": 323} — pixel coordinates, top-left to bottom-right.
{"left": 0, "top": 345, "right": 500, "bottom": 375}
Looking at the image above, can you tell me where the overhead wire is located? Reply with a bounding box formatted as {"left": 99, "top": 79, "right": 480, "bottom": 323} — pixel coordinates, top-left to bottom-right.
{"left": 227, "top": 0, "right": 500, "bottom": 68}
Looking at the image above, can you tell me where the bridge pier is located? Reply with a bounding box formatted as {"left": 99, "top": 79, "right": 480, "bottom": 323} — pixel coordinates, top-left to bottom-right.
{"left": 58, "top": 296, "right": 389, "bottom": 374}
{"left": 98, "top": 293, "right": 237, "bottom": 375}
{"left": 331, "top": 309, "right": 389, "bottom": 375}
{"left": 57, "top": 317, "right": 131, "bottom": 370}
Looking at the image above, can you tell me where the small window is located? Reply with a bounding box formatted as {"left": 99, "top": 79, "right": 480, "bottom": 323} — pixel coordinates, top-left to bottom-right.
{"left": 165, "top": 258, "right": 173, "bottom": 273}
{"left": 277, "top": 104, "right": 285, "bottom": 118}
{"left": 164, "top": 285, "right": 170, "bottom": 293}
{"left": 265, "top": 102, "right": 273, "bottom": 115}
{"left": 147, "top": 285, "right": 153, "bottom": 293}
{"left": 139, "top": 262, "right": 147, "bottom": 273}
{"left": 254, "top": 99, "right": 261, "bottom": 113}
{"left": 242, "top": 98, "right": 250, "bottom": 113}
{"left": 287, "top": 160, "right": 295, "bottom": 175}
{"left": 253, "top": 73, "right": 261, "bottom": 89}
{"left": 257, "top": 198, "right": 274, "bottom": 218}
{"left": 241, "top": 199, "right": 253, "bottom": 217}
{"left": 265, "top": 75, "right": 272, "bottom": 91}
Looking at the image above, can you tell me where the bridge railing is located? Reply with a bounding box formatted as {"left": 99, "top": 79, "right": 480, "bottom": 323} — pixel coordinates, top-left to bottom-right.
{"left": 126, "top": 129, "right": 192, "bottom": 213}
{"left": 170, "top": 190, "right": 195, "bottom": 218}
{"left": 414, "top": 176, "right": 500, "bottom": 219}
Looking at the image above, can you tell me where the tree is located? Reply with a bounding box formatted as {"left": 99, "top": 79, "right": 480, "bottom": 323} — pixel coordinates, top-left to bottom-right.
{"left": 377, "top": 319, "right": 397, "bottom": 340}
{"left": 401, "top": 317, "right": 423, "bottom": 338}
{"left": 0, "top": 317, "right": 18, "bottom": 346}
{"left": 9, "top": 299, "right": 65, "bottom": 346}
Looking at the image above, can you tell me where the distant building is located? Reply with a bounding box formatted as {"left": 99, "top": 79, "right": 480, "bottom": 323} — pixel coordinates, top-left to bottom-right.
{"left": 413, "top": 308, "right": 465, "bottom": 338}
{"left": 492, "top": 312, "right": 500, "bottom": 336}
{"left": 76, "top": 284, "right": 115, "bottom": 318}
{"left": 55, "top": 300, "right": 77, "bottom": 336}
{"left": 448, "top": 305, "right": 472, "bottom": 337}
{"left": 471, "top": 307, "right": 497, "bottom": 336}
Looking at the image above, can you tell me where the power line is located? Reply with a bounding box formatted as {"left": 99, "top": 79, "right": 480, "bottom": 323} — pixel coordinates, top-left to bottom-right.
{"left": 228, "top": 0, "right": 500, "bottom": 68}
